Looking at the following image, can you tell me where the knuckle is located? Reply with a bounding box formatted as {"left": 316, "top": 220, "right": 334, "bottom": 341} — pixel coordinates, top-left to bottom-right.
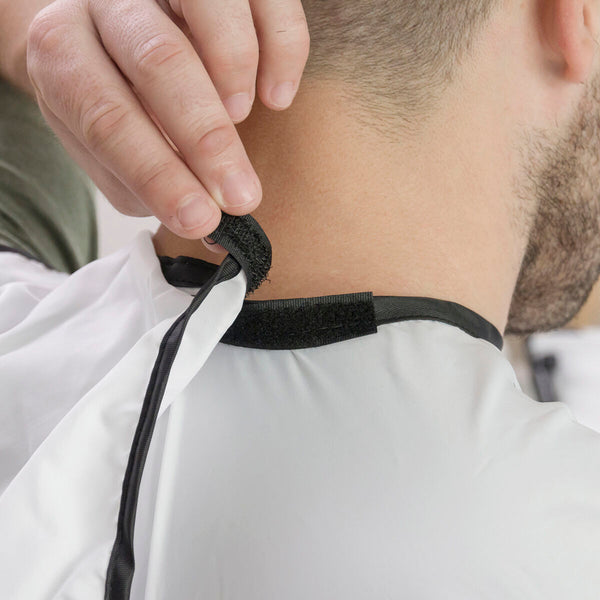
{"left": 272, "top": 16, "right": 311, "bottom": 57}
{"left": 190, "top": 122, "right": 237, "bottom": 160}
{"left": 130, "top": 157, "right": 174, "bottom": 195}
{"left": 296, "top": 28, "right": 311, "bottom": 59}
{"left": 211, "top": 40, "right": 259, "bottom": 74}
{"left": 27, "top": 9, "right": 66, "bottom": 62}
{"left": 277, "top": 27, "right": 310, "bottom": 55}
{"left": 79, "top": 93, "right": 129, "bottom": 150}
{"left": 132, "top": 32, "right": 186, "bottom": 76}
{"left": 27, "top": 8, "right": 82, "bottom": 105}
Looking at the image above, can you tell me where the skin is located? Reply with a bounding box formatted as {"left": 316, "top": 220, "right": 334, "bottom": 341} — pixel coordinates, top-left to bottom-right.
{"left": 154, "top": 0, "right": 600, "bottom": 336}
{"left": 569, "top": 284, "right": 600, "bottom": 328}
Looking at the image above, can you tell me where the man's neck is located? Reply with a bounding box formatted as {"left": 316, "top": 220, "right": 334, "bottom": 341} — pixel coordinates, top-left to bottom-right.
{"left": 152, "top": 80, "right": 527, "bottom": 335}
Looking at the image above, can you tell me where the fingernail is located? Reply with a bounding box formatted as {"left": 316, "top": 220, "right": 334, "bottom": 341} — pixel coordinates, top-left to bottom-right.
{"left": 177, "top": 196, "right": 217, "bottom": 231}
{"left": 221, "top": 170, "right": 260, "bottom": 208}
{"left": 270, "top": 81, "right": 295, "bottom": 108}
{"left": 223, "top": 92, "right": 252, "bottom": 122}
{"left": 202, "top": 237, "right": 228, "bottom": 254}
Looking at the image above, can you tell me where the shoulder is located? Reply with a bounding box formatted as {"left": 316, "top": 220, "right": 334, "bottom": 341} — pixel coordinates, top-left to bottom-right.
{"left": 458, "top": 388, "right": 600, "bottom": 596}
{"left": 0, "top": 248, "right": 68, "bottom": 331}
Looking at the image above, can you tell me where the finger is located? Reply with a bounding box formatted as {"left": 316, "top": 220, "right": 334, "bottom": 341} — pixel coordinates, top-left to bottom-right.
{"left": 27, "top": 4, "right": 223, "bottom": 239}
{"left": 45, "top": 95, "right": 228, "bottom": 257}
{"left": 42, "top": 99, "right": 227, "bottom": 258}
{"left": 36, "top": 96, "right": 149, "bottom": 217}
{"left": 89, "top": 0, "right": 263, "bottom": 215}
{"left": 179, "top": 0, "right": 259, "bottom": 123}
{"left": 250, "top": 0, "right": 310, "bottom": 110}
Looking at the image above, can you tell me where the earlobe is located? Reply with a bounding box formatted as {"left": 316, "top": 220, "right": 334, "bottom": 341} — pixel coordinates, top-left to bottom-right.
{"left": 545, "top": 0, "right": 599, "bottom": 83}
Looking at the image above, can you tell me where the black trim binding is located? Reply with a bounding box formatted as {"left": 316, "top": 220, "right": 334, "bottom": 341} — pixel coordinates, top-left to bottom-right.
{"left": 160, "top": 256, "right": 504, "bottom": 351}
{"left": 373, "top": 296, "right": 503, "bottom": 351}
{"left": 105, "top": 254, "right": 241, "bottom": 600}
{"left": 525, "top": 337, "right": 560, "bottom": 403}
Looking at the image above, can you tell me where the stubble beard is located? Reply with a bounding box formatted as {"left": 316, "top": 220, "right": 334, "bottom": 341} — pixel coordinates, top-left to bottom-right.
{"left": 506, "top": 74, "right": 600, "bottom": 335}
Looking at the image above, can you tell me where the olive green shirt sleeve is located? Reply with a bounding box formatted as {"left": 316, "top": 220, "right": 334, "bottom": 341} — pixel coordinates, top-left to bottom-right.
{"left": 0, "top": 77, "right": 98, "bottom": 273}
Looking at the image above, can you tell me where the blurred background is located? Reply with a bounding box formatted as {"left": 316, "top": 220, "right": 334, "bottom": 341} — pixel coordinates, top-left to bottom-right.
{"left": 95, "top": 191, "right": 159, "bottom": 257}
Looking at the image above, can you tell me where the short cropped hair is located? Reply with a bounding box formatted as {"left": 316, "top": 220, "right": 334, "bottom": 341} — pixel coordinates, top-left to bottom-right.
{"left": 301, "top": 0, "right": 500, "bottom": 133}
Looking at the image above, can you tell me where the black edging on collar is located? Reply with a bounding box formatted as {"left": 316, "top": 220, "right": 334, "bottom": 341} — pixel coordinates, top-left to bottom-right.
{"left": 1, "top": 224, "right": 503, "bottom": 350}
{"left": 159, "top": 254, "right": 504, "bottom": 352}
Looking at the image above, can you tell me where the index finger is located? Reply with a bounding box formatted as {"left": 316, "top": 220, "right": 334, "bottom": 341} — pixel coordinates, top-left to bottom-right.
{"left": 90, "top": 0, "right": 262, "bottom": 215}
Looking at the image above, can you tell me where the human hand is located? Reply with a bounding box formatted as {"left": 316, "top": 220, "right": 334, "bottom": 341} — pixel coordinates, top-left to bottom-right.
{"left": 26, "top": 0, "right": 310, "bottom": 247}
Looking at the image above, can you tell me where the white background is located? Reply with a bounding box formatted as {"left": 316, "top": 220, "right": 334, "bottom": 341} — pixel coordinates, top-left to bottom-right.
{"left": 94, "top": 191, "right": 159, "bottom": 258}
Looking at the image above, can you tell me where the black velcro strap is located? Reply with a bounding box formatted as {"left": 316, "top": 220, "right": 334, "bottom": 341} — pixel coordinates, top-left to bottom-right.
{"left": 208, "top": 214, "right": 272, "bottom": 294}
{"left": 221, "top": 292, "right": 378, "bottom": 350}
